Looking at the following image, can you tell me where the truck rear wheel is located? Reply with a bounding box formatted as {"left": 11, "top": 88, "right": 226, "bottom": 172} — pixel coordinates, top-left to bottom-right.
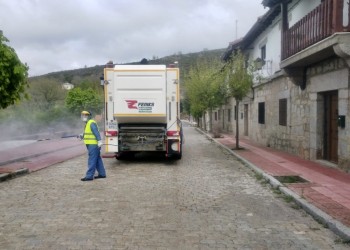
{"left": 173, "top": 152, "right": 182, "bottom": 160}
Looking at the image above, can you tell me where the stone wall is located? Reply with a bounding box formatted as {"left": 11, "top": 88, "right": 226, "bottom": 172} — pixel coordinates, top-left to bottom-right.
{"left": 209, "top": 57, "right": 350, "bottom": 172}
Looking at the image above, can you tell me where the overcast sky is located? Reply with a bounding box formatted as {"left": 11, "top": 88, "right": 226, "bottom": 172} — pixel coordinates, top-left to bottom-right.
{"left": 0, "top": 0, "right": 267, "bottom": 76}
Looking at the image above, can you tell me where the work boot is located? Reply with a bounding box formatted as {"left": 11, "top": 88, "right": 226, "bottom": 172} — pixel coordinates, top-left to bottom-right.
{"left": 81, "top": 177, "right": 93, "bottom": 181}
{"left": 94, "top": 175, "right": 106, "bottom": 179}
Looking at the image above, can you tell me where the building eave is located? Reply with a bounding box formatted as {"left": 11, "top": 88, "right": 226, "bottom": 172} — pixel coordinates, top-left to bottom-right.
{"left": 223, "top": 4, "right": 281, "bottom": 61}
{"left": 262, "top": 0, "right": 290, "bottom": 8}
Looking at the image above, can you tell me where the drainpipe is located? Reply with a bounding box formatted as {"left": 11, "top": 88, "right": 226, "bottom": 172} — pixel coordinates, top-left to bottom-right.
{"left": 281, "top": 1, "right": 288, "bottom": 60}
{"left": 300, "top": 67, "right": 307, "bottom": 90}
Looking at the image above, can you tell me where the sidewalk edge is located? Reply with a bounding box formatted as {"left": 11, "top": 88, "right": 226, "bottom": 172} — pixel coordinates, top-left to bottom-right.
{"left": 0, "top": 168, "right": 29, "bottom": 182}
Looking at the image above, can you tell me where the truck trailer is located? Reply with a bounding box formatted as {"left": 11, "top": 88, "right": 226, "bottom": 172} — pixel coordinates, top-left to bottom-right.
{"left": 102, "top": 64, "right": 183, "bottom": 159}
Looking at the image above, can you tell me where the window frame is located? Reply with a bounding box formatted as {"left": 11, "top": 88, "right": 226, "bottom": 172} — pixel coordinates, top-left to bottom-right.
{"left": 279, "top": 98, "right": 287, "bottom": 126}
{"left": 258, "top": 102, "right": 265, "bottom": 124}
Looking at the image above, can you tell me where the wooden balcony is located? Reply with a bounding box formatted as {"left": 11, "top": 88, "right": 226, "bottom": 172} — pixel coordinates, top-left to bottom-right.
{"left": 282, "top": 0, "right": 350, "bottom": 60}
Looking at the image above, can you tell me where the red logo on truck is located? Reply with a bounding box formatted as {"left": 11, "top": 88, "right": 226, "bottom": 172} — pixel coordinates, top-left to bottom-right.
{"left": 125, "top": 100, "right": 138, "bottom": 109}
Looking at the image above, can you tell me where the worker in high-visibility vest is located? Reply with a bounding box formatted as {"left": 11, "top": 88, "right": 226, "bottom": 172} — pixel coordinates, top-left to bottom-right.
{"left": 80, "top": 110, "right": 106, "bottom": 181}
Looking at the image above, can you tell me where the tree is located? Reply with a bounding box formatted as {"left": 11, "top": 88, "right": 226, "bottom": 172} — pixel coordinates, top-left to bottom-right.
{"left": 223, "top": 51, "right": 253, "bottom": 149}
{"left": 185, "top": 57, "right": 226, "bottom": 131}
{"left": 79, "top": 79, "right": 103, "bottom": 93}
{"left": 65, "top": 87, "right": 102, "bottom": 115}
{"left": 29, "top": 77, "right": 66, "bottom": 110}
{"left": 0, "top": 31, "right": 29, "bottom": 109}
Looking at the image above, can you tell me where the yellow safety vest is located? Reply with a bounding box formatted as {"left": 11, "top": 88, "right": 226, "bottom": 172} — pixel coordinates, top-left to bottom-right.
{"left": 83, "top": 119, "right": 98, "bottom": 145}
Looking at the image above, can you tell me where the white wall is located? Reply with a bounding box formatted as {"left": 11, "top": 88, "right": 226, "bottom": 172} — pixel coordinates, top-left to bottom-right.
{"left": 288, "top": 0, "right": 322, "bottom": 27}
{"left": 248, "top": 14, "right": 282, "bottom": 80}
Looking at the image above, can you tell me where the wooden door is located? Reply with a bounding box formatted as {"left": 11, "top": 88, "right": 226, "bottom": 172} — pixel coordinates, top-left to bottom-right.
{"left": 244, "top": 104, "right": 248, "bottom": 136}
{"left": 324, "top": 91, "right": 338, "bottom": 163}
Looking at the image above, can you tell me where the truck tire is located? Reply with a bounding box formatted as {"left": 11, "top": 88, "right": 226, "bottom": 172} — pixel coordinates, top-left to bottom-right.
{"left": 173, "top": 152, "right": 182, "bottom": 160}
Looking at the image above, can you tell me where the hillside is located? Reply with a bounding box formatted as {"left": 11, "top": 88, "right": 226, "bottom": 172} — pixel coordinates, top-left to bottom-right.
{"left": 30, "top": 48, "right": 226, "bottom": 84}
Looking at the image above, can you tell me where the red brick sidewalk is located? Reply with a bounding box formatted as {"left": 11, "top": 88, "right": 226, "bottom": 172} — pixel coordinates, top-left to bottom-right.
{"left": 214, "top": 133, "right": 350, "bottom": 229}
{"left": 0, "top": 138, "right": 85, "bottom": 173}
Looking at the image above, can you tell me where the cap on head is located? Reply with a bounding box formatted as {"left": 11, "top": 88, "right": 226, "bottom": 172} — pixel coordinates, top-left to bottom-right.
{"left": 81, "top": 110, "right": 92, "bottom": 122}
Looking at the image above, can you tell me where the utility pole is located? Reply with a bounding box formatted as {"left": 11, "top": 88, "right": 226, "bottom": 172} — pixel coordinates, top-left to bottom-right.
{"left": 235, "top": 20, "right": 238, "bottom": 39}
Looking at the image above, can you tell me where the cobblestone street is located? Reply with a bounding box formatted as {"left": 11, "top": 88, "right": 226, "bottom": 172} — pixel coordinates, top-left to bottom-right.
{"left": 0, "top": 126, "right": 348, "bottom": 249}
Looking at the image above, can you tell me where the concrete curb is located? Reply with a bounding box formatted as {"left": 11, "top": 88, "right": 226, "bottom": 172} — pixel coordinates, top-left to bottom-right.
{"left": 0, "top": 168, "right": 29, "bottom": 182}
{"left": 197, "top": 128, "right": 350, "bottom": 241}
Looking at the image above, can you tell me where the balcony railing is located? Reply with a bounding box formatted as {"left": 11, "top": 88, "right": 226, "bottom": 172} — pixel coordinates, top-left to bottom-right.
{"left": 282, "top": 0, "right": 350, "bottom": 60}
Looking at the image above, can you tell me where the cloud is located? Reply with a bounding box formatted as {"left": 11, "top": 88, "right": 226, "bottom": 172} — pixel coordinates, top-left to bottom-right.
{"left": 0, "top": 0, "right": 266, "bottom": 76}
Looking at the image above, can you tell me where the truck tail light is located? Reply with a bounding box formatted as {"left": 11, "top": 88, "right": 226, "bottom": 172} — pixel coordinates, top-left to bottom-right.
{"left": 105, "top": 131, "right": 118, "bottom": 137}
{"left": 167, "top": 131, "right": 180, "bottom": 136}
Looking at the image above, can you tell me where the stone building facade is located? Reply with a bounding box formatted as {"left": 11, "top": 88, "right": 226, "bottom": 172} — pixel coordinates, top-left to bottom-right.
{"left": 203, "top": 0, "right": 350, "bottom": 172}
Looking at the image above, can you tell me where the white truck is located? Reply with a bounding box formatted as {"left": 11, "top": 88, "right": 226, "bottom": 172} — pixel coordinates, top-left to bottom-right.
{"left": 102, "top": 64, "right": 183, "bottom": 159}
